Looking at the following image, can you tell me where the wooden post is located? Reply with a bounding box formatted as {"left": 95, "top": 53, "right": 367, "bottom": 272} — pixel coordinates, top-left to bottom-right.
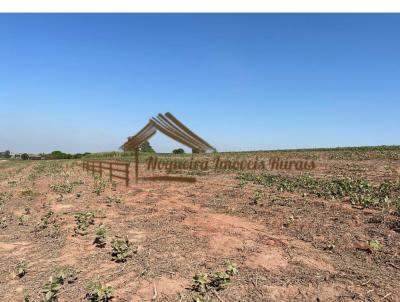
{"left": 125, "top": 163, "right": 129, "bottom": 186}
{"left": 109, "top": 163, "right": 113, "bottom": 182}
{"left": 135, "top": 148, "right": 139, "bottom": 184}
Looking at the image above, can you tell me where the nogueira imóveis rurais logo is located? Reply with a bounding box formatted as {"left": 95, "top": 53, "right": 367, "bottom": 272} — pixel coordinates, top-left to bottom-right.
{"left": 121, "top": 112, "right": 316, "bottom": 183}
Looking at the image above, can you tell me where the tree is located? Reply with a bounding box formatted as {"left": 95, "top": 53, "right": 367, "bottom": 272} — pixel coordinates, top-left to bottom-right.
{"left": 139, "top": 141, "right": 155, "bottom": 153}
{"left": 48, "top": 151, "right": 71, "bottom": 159}
{"left": 21, "top": 153, "right": 29, "bottom": 160}
{"left": 172, "top": 148, "right": 185, "bottom": 154}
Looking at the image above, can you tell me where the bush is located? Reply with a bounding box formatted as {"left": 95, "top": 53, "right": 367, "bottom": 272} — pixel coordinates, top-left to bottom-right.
{"left": 21, "top": 153, "right": 29, "bottom": 160}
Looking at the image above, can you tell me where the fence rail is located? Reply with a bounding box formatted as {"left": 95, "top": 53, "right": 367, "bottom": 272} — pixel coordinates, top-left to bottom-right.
{"left": 82, "top": 160, "right": 130, "bottom": 186}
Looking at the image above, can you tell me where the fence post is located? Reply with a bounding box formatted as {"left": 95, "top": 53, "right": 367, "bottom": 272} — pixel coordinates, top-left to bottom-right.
{"left": 125, "top": 163, "right": 129, "bottom": 186}
{"left": 135, "top": 148, "right": 139, "bottom": 184}
{"left": 109, "top": 163, "right": 113, "bottom": 182}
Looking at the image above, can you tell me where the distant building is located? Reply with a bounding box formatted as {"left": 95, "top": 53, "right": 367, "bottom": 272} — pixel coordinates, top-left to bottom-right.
{"left": 28, "top": 154, "right": 45, "bottom": 160}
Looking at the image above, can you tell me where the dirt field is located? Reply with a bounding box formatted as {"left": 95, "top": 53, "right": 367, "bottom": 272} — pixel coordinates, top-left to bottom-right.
{"left": 1, "top": 152, "right": 400, "bottom": 301}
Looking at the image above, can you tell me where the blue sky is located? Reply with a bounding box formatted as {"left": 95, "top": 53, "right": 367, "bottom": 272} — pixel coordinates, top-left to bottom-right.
{"left": 0, "top": 14, "right": 399, "bottom": 153}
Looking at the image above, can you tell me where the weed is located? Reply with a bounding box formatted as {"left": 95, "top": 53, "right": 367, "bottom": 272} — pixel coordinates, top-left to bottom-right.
{"left": 192, "top": 272, "right": 209, "bottom": 294}
{"left": 21, "top": 188, "right": 36, "bottom": 200}
{"left": 93, "top": 176, "right": 106, "bottom": 196}
{"left": 36, "top": 211, "right": 56, "bottom": 231}
{"left": 42, "top": 276, "right": 62, "bottom": 302}
{"left": 0, "top": 192, "right": 12, "bottom": 208}
{"left": 0, "top": 217, "right": 7, "bottom": 228}
{"left": 191, "top": 262, "right": 238, "bottom": 301}
{"left": 41, "top": 267, "right": 79, "bottom": 302}
{"left": 111, "top": 236, "right": 137, "bottom": 262}
{"left": 74, "top": 212, "right": 95, "bottom": 235}
{"left": 225, "top": 261, "right": 238, "bottom": 276}
{"left": 50, "top": 182, "right": 73, "bottom": 194}
{"left": 86, "top": 280, "right": 115, "bottom": 302}
{"left": 0, "top": 192, "right": 12, "bottom": 202}
{"left": 18, "top": 214, "right": 29, "bottom": 226}
{"left": 8, "top": 180, "right": 17, "bottom": 187}
{"left": 105, "top": 196, "right": 121, "bottom": 206}
{"left": 210, "top": 271, "right": 231, "bottom": 290}
{"left": 23, "top": 293, "right": 31, "bottom": 302}
{"left": 53, "top": 266, "right": 79, "bottom": 284}
{"left": 16, "top": 260, "right": 27, "bottom": 277}
{"left": 250, "top": 189, "right": 264, "bottom": 205}
{"left": 94, "top": 224, "right": 108, "bottom": 248}
{"left": 369, "top": 240, "right": 381, "bottom": 251}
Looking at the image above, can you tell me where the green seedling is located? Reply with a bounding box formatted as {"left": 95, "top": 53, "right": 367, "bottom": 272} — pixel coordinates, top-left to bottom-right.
{"left": 53, "top": 266, "right": 79, "bottom": 284}
{"left": 369, "top": 240, "right": 381, "bottom": 251}
{"left": 50, "top": 182, "right": 73, "bottom": 194}
{"left": 225, "top": 261, "right": 238, "bottom": 276}
{"left": 93, "top": 176, "right": 106, "bottom": 196}
{"left": 94, "top": 224, "right": 108, "bottom": 248}
{"left": 192, "top": 272, "right": 209, "bottom": 294}
{"left": 42, "top": 276, "right": 62, "bottom": 302}
{"left": 250, "top": 189, "right": 264, "bottom": 205}
{"left": 36, "top": 211, "right": 56, "bottom": 231}
{"left": 105, "top": 196, "right": 121, "bottom": 206}
{"left": 111, "top": 237, "right": 137, "bottom": 262}
{"left": 86, "top": 280, "right": 115, "bottom": 302}
{"left": 74, "top": 211, "right": 95, "bottom": 235}
{"left": 16, "top": 261, "right": 27, "bottom": 277}
{"left": 191, "top": 262, "right": 239, "bottom": 301}
{"left": 41, "top": 266, "right": 79, "bottom": 302}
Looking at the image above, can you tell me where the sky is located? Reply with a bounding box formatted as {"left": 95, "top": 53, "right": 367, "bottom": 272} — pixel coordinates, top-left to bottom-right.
{"left": 0, "top": 14, "right": 399, "bottom": 154}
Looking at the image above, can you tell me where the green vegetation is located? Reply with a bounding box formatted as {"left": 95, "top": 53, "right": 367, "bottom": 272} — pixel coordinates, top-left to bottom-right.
{"left": 35, "top": 210, "right": 60, "bottom": 238}
{"left": 0, "top": 192, "right": 12, "bottom": 208}
{"left": 74, "top": 211, "right": 95, "bottom": 235}
{"left": 369, "top": 239, "right": 381, "bottom": 251}
{"left": 238, "top": 172, "right": 400, "bottom": 210}
{"left": 138, "top": 140, "right": 155, "bottom": 153}
{"left": 94, "top": 224, "right": 108, "bottom": 248}
{"left": 191, "top": 261, "right": 238, "bottom": 302}
{"left": 172, "top": 148, "right": 185, "bottom": 154}
{"left": 41, "top": 267, "right": 78, "bottom": 302}
{"left": 93, "top": 176, "right": 106, "bottom": 196}
{"left": 47, "top": 151, "right": 90, "bottom": 160}
{"left": 105, "top": 196, "right": 121, "bottom": 206}
{"left": 86, "top": 280, "right": 115, "bottom": 302}
{"left": 16, "top": 260, "right": 27, "bottom": 277}
{"left": 83, "top": 145, "right": 400, "bottom": 163}
{"left": 42, "top": 276, "right": 62, "bottom": 302}
{"left": 250, "top": 189, "right": 264, "bottom": 205}
{"left": 50, "top": 182, "right": 73, "bottom": 194}
{"left": 36, "top": 211, "right": 56, "bottom": 230}
{"left": 111, "top": 237, "right": 137, "bottom": 262}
